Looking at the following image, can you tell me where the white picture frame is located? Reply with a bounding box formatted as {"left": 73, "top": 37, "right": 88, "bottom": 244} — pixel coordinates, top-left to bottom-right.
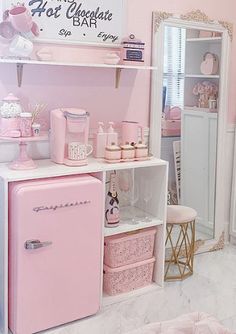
{"left": 1, "top": 0, "right": 126, "bottom": 47}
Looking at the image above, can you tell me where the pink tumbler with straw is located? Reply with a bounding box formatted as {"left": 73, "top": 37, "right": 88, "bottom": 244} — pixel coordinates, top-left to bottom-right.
{"left": 20, "top": 112, "right": 32, "bottom": 137}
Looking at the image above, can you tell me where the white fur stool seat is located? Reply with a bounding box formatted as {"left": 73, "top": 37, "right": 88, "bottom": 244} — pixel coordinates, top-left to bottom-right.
{"left": 167, "top": 205, "right": 197, "bottom": 224}
{"left": 165, "top": 205, "right": 197, "bottom": 281}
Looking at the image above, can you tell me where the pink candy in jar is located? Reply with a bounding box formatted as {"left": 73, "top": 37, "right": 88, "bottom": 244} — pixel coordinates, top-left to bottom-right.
{"left": 20, "top": 112, "right": 32, "bottom": 137}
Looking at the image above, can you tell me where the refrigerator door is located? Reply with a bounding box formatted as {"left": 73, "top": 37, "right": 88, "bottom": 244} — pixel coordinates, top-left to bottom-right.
{"left": 9, "top": 175, "right": 103, "bottom": 334}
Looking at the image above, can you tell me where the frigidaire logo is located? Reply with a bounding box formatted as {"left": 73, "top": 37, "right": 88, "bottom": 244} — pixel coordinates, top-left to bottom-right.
{"left": 33, "top": 200, "right": 91, "bottom": 213}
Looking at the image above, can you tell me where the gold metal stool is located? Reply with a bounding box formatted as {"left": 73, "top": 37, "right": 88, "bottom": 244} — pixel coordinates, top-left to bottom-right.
{"left": 165, "top": 205, "right": 197, "bottom": 281}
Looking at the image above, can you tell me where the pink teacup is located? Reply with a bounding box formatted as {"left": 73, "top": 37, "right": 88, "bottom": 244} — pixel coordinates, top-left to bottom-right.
{"left": 9, "top": 6, "right": 33, "bottom": 33}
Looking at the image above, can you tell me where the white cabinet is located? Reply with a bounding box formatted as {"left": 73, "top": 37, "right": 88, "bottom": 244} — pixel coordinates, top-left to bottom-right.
{"left": 181, "top": 109, "right": 217, "bottom": 234}
{"left": 0, "top": 158, "right": 168, "bottom": 334}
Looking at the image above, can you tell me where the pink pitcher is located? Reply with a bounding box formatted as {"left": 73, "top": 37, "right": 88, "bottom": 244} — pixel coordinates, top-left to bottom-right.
{"left": 121, "top": 121, "right": 143, "bottom": 145}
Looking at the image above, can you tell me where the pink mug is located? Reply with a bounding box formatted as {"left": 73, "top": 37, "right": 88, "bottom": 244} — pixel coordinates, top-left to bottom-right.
{"left": 9, "top": 6, "right": 33, "bottom": 33}
{"left": 121, "top": 121, "right": 144, "bottom": 145}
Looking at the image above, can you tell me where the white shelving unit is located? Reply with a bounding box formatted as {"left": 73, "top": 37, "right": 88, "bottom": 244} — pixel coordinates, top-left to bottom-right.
{"left": 0, "top": 155, "right": 168, "bottom": 333}
{"left": 0, "top": 46, "right": 166, "bottom": 333}
{"left": 181, "top": 28, "right": 222, "bottom": 239}
{"left": 0, "top": 58, "right": 157, "bottom": 70}
{"left": 184, "top": 30, "right": 221, "bottom": 109}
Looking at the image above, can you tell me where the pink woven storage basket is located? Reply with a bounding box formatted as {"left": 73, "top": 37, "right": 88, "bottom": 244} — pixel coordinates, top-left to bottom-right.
{"left": 103, "top": 257, "right": 155, "bottom": 295}
{"left": 104, "top": 228, "right": 156, "bottom": 268}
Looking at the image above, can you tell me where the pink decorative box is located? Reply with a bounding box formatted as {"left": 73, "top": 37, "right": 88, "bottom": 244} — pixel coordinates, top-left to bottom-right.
{"left": 103, "top": 257, "right": 155, "bottom": 295}
{"left": 104, "top": 228, "right": 156, "bottom": 268}
{"left": 121, "top": 34, "right": 145, "bottom": 65}
{"left": 162, "top": 119, "right": 181, "bottom": 137}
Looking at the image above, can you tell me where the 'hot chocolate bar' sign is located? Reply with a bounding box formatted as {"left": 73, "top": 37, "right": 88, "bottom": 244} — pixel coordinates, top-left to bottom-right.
{"left": 1, "top": 0, "right": 124, "bottom": 45}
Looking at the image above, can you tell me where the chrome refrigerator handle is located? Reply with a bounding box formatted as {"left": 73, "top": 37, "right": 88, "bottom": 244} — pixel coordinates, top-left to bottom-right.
{"left": 24, "top": 239, "right": 52, "bottom": 250}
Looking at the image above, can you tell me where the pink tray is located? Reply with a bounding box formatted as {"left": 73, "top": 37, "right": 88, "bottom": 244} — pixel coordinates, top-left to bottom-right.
{"left": 103, "top": 257, "right": 155, "bottom": 296}
{"left": 104, "top": 228, "right": 156, "bottom": 268}
{"left": 104, "top": 156, "right": 152, "bottom": 164}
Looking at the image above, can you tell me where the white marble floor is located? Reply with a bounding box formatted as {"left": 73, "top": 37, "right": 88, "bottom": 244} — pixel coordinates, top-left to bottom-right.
{"left": 43, "top": 245, "right": 236, "bottom": 334}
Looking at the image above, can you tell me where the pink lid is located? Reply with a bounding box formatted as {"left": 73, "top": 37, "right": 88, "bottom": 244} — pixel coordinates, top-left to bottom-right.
{"left": 3, "top": 93, "right": 19, "bottom": 102}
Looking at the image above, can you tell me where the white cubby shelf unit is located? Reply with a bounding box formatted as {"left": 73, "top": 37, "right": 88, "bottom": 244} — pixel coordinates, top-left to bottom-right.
{"left": 0, "top": 158, "right": 168, "bottom": 331}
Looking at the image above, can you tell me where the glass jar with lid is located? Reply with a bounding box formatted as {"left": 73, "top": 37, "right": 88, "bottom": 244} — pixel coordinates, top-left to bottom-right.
{"left": 0, "top": 93, "right": 22, "bottom": 137}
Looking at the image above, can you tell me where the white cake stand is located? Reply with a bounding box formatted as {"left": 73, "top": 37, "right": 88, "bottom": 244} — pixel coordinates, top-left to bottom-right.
{"left": 0, "top": 132, "right": 48, "bottom": 170}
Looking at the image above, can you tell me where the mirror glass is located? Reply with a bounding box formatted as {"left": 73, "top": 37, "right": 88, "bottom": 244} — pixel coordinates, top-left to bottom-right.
{"left": 160, "top": 25, "right": 222, "bottom": 241}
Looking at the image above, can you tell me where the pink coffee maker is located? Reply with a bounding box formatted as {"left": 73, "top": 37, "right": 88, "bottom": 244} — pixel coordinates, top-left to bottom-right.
{"left": 121, "top": 121, "right": 144, "bottom": 145}
{"left": 50, "top": 108, "right": 92, "bottom": 167}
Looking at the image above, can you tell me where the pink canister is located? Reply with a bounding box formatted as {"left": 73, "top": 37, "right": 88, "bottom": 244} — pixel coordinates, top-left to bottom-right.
{"left": 20, "top": 112, "right": 32, "bottom": 137}
{"left": 105, "top": 143, "right": 121, "bottom": 162}
{"left": 120, "top": 143, "right": 135, "bottom": 160}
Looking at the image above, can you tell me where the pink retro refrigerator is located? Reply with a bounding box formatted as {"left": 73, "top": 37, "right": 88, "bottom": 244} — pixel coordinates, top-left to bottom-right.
{"left": 8, "top": 175, "right": 103, "bottom": 334}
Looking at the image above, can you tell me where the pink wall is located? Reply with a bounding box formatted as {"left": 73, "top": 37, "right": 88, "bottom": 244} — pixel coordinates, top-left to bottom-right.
{"left": 0, "top": 0, "right": 236, "bottom": 129}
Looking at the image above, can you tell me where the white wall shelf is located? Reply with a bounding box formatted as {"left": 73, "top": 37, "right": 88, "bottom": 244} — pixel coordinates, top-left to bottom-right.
{"left": 0, "top": 157, "right": 166, "bottom": 182}
{"left": 104, "top": 207, "right": 163, "bottom": 237}
{"left": 185, "top": 74, "right": 220, "bottom": 78}
{"left": 186, "top": 37, "right": 222, "bottom": 42}
{"left": 0, "top": 58, "right": 157, "bottom": 89}
{"left": 184, "top": 106, "right": 218, "bottom": 113}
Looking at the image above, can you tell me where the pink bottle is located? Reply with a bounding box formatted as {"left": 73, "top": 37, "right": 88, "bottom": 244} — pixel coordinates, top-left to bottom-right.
{"left": 105, "top": 172, "right": 120, "bottom": 227}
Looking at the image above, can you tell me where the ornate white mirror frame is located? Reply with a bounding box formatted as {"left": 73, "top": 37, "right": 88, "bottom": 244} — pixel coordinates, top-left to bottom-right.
{"left": 149, "top": 10, "right": 232, "bottom": 253}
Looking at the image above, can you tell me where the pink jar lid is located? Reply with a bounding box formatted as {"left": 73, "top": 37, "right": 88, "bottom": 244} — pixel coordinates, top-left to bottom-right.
{"left": 3, "top": 93, "right": 19, "bottom": 102}
{"left": 106, "top": 143, "right": 121, "bottom": 152}
{"left": 121, "top": 143, "right": 135, "bottom": 151}
{"left": 135, "top": 141, "right": 147, "bottom": 149}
